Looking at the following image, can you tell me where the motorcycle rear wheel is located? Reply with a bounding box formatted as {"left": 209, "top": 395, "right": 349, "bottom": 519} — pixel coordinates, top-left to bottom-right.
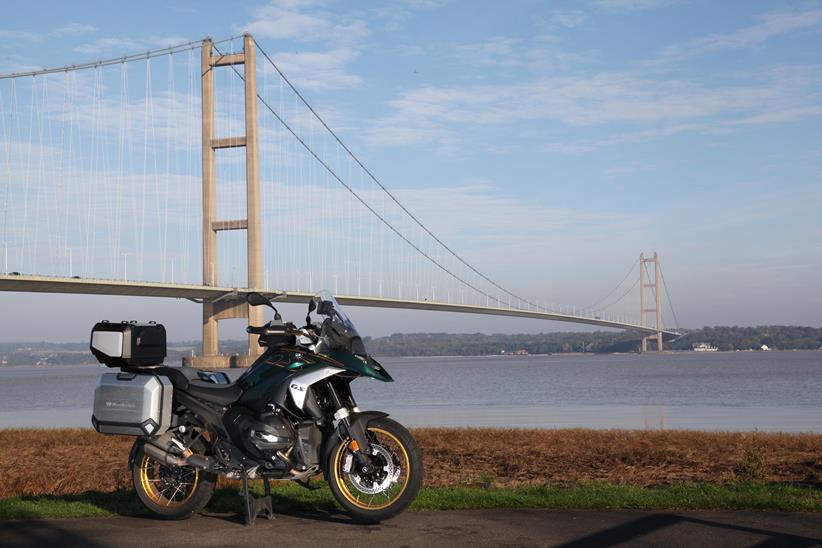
{"left": 131, "top": 439, "right": 216, "bottom": 520}
{"left": 327, "top": 417, "right": 422, "bottom": 522}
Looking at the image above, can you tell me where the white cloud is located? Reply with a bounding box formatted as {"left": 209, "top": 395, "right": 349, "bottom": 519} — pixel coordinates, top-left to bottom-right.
{"left": 263, "top": 48, "right": 362, "bottom": 89}
{"left": 448, "top": 35, "right": 594, "bottom": 72}
{"left": 74, "top": 36, "right": 188, "bottom": 56}
{"left": 393, "top": 44, "right": 428, "bottom": 56}
{"left": 395, "top": 184, "right": 624, "bottom": 244}
{"left": 729, "top": 105, "right": 822, "bottom": 126}
{"left": 0, "top": 54, "right": 41, "bottom": 75}
{"left": 0, "top": 30, "right": 42, "bottom": 42}
{"left": 550, "top": 9, "right": 587, "bottom": 28}
{"left": 241, "top": 1, "right": 368, "bottom": 44}
{"left": 365, "top": 65, "right": 822, "bottom": 149}
{"left": 592, "top": 0, "right": 679, "bottom": 11}
{"left": 545, "top": 122, "right": 706, "bottom": 154}
{"left": 450, "top": 37, "right": 522, "bottom": 66}
{"left": 401, "top": 0, "right": 446, "bottom": 8}
{"left": 75, "top": 37, "right": 141, "bottom": 55}
{"left": 52, "top": 23, "right": 97, "bottom": 38}
{"left": 653, "top": 9, "right": 822, "bottom": 63}
{"left": 237, "top": 1, "right": 369, "bottom": 91}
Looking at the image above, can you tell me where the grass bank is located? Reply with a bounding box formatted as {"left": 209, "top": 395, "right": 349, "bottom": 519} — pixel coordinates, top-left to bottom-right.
{"left": 1, "top": 482, "right": 819, "bottom": 520}
{"left": 2, "top": 428, "right": 819, "bottom": 498}
{"left": 0, "top": 427, "right": 819, "bottom": 519}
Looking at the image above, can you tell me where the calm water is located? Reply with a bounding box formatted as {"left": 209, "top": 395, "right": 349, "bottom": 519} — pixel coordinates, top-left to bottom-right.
{"left": 1, "top": 351, "right": 820, "bottom": 431}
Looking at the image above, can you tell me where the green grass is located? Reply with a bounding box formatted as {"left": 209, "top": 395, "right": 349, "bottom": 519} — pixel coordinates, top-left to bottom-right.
{"left": 1, "top": 482, "right": 819, "bottom": 520}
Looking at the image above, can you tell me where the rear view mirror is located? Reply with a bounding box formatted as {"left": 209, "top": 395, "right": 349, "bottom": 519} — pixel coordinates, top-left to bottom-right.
{"left": 308, "top": 299, "right": 316, "bottom": 313}
{"left": 247, "top": 292, "right": 272, "bottom": 308}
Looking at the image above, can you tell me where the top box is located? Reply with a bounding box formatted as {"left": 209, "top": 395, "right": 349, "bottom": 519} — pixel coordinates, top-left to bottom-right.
{"left": 90, "top": 321, "right": 167, "bottom": 368}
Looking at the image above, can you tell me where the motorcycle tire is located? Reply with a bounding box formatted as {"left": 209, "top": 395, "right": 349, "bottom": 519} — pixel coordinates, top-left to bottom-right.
{"left": 327, "top": 417, "right": 422, "bottom": 522}
{"left": 131, "top": 438, "right": 216, "bottom": 520}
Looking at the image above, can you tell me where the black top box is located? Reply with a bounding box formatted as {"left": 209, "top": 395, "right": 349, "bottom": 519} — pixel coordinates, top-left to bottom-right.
{"left": 90, "top": 321, "right": 167, "bottom": 368}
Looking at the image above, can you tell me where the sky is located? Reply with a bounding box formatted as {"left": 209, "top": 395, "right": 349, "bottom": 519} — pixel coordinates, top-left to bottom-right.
{"left": 0, "top": 0, "right": 821, "bottom": 342}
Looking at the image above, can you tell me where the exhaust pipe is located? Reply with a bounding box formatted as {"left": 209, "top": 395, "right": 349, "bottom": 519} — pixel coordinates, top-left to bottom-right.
{"left": 143, "top": 442, "right": 215, "bottom": 471}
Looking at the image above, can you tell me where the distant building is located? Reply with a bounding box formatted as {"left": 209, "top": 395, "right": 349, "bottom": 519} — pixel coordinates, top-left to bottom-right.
{"left": 693, "top": 342, "right": 718, "bottom": 352}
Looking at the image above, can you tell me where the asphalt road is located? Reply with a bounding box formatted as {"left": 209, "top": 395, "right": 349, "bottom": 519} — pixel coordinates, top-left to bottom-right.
{"left": 1, "top": 509, "right": 820, "bottom": 547}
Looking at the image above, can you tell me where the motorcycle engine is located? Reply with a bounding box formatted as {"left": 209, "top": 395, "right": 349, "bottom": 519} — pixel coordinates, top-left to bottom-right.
{"left": 223, "top": 407, "right": 296, "bottom": 462}
{"left": 249, "top": 411, "right": 294, "bottom": 452}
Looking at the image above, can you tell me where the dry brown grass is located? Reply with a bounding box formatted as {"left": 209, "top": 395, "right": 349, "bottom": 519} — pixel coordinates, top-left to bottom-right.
{"left": 416, "top": 428, "right": 822, "bottom": 488}
{"left": 1, "top": 428, "right": 819, "bottom": 498}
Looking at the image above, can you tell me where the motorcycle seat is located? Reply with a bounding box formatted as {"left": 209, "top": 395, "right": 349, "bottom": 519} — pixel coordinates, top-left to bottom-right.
{"left": 122, "top": 365, "right": 192, "bottom": 390}
{"left": 183, "top": 380, "right": 243, "bottom": 406}
{"left": 130, "top": 366, "right": 242, "bottom": 406}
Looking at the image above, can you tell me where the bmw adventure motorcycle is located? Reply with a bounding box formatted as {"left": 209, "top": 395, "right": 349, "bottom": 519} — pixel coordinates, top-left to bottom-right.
{"left": 89, "top": 291, "right": 422, "bottom": 524}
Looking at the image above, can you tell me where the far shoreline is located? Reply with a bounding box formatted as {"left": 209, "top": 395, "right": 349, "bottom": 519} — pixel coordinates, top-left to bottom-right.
{"left": 2, "top": 347, "right": 821, "bottom": 368}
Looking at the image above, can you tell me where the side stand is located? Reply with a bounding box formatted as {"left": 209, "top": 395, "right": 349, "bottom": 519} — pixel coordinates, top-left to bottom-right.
{"left": 241, "top": 470, "right": 274, "bottom": 527}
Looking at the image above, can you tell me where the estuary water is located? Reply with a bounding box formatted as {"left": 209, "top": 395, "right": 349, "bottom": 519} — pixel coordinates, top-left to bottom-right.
{"left": 0, "top": 351, "right": 819, "bottom": 431}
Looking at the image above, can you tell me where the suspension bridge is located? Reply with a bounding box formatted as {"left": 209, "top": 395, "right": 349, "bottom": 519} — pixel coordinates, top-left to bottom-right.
{"left": 0, "top": 34, "right": 679, "bottom": 366}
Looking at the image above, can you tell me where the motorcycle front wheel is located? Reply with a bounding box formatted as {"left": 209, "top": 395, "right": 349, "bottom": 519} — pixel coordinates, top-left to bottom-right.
{"left": 131, "top": 439, "right": 216, "bottom": 520}
{"left": 327, "top": 417, "right": 422, "bottom": 522}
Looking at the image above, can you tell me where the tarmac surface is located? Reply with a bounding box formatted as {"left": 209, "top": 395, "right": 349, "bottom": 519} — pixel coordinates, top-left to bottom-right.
{"left": 1, "top": 508, "right": 820, "bottom": 547}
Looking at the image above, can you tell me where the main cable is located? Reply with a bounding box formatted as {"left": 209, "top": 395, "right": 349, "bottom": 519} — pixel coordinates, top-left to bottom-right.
{"left": 212, "top": 42, "right": 502, "bottom": 306}
{"left": 582, "top": 259, "right": 637, "bottom": 311}
{"left": 659, "top": 263, "right": 680, "bottom": 330}
{"left": 251, "top": 37, "right": 546, "bottom": 312}
{"left": 598, "top": 276, "right": 639, "bottom": 312}
{"left": 0, "top": 36, "right": 241, "bottom": 80}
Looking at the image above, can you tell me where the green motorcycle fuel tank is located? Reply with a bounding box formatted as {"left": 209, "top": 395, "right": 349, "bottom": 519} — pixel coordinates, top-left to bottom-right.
{"left": 236, "top": 346, "right": 392, "bottom": 412}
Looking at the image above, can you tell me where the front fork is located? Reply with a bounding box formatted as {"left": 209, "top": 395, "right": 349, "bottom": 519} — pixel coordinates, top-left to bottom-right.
{"left": 326, "top": 382, "right": 373, "bottom": 473}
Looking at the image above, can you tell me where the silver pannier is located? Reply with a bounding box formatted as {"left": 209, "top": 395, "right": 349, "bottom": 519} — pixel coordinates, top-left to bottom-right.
{"left": 90, "top": 321, "right": 167, "bottom": 368}
{"left": 92, "top": 372, "right": 173, "bottom": 436}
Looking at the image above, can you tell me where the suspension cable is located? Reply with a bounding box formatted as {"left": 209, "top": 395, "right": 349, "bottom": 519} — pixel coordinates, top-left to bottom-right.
{"left": 0, "top": 35, "right": 660, "bottom": 323}
{"left": 659, "top": 263, "right": 680, "bottom": 330}
{"left": 0, "top": 36, "right": 241, "bottom": 80}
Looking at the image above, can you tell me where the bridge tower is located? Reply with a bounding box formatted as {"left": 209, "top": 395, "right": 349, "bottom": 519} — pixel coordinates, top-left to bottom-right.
{"left": 192, "top": 35, "right": 263, "bottom": 368}
{"left": 639, "top": 252, "right": 663, "bottom": 352}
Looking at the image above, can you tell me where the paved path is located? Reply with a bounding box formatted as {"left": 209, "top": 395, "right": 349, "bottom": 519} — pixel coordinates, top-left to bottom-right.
{"left": 1, "top": 509, "right": 820, "bottom": 547}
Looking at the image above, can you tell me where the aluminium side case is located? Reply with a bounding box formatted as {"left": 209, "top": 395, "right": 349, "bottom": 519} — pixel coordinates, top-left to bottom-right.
{"left": 91, "top": 371, "right": 173, "bottom": 436}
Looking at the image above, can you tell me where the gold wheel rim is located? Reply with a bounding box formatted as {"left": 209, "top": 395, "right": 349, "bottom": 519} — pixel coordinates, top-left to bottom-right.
{"left": 333, "top": 427, "right": 411, "bottom": 511}
{"left": 139, "top": 451, "right": 199, "bottom": 508}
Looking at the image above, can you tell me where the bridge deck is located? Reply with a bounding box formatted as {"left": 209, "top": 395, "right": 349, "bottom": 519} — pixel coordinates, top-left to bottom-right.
{"left": 0, "top": 274, "right": 678, "bottom": 337}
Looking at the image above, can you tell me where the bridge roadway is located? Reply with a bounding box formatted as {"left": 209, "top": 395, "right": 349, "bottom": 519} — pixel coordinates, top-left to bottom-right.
{"left": 0, "top": 274, "right": 679, "bottom": 338}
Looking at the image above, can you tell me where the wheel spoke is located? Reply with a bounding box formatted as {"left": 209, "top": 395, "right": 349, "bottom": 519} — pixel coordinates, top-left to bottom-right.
{"left": 141, "top": 452, "right": 199, "bottom": 508}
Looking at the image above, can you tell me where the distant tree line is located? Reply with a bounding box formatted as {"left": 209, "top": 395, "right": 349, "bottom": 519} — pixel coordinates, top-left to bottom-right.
{"left": 670, "top": 325, "right": 822, "bottom": 352}
{"left": 1, "top": 326, "right": 820, "bottom": 364}
{"left": 363, "top": 326, "right": 822, "bottom": 357}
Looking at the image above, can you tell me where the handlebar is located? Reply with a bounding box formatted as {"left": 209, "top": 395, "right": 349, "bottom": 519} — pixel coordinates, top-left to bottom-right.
{"left": 246, "top": 322, "right": 315, "bottom": 339}
{"left": 245, "top": 325, "right": 268, "bottom": 335}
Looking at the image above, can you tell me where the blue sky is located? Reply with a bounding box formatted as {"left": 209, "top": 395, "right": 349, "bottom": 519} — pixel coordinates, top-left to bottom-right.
{"left": 1, "top": 0, "right": 821, "bottom": 340}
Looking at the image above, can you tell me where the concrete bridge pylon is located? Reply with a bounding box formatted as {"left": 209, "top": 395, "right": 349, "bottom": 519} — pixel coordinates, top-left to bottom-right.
{"left": 189, "top": 35, "right": 263, "bottom": 368}
{"left": 640, "top": 252, "right": 664, "bottom": 352}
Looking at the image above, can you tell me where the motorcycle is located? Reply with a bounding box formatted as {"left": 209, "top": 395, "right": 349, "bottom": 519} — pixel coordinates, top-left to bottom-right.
{"left": 89, "top": 290, "right": 422, "bottom": 524}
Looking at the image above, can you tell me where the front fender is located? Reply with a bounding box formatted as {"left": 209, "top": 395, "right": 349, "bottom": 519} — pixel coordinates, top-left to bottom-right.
{"left": 320, "top": 411, "right": 389, "bottom": 479}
